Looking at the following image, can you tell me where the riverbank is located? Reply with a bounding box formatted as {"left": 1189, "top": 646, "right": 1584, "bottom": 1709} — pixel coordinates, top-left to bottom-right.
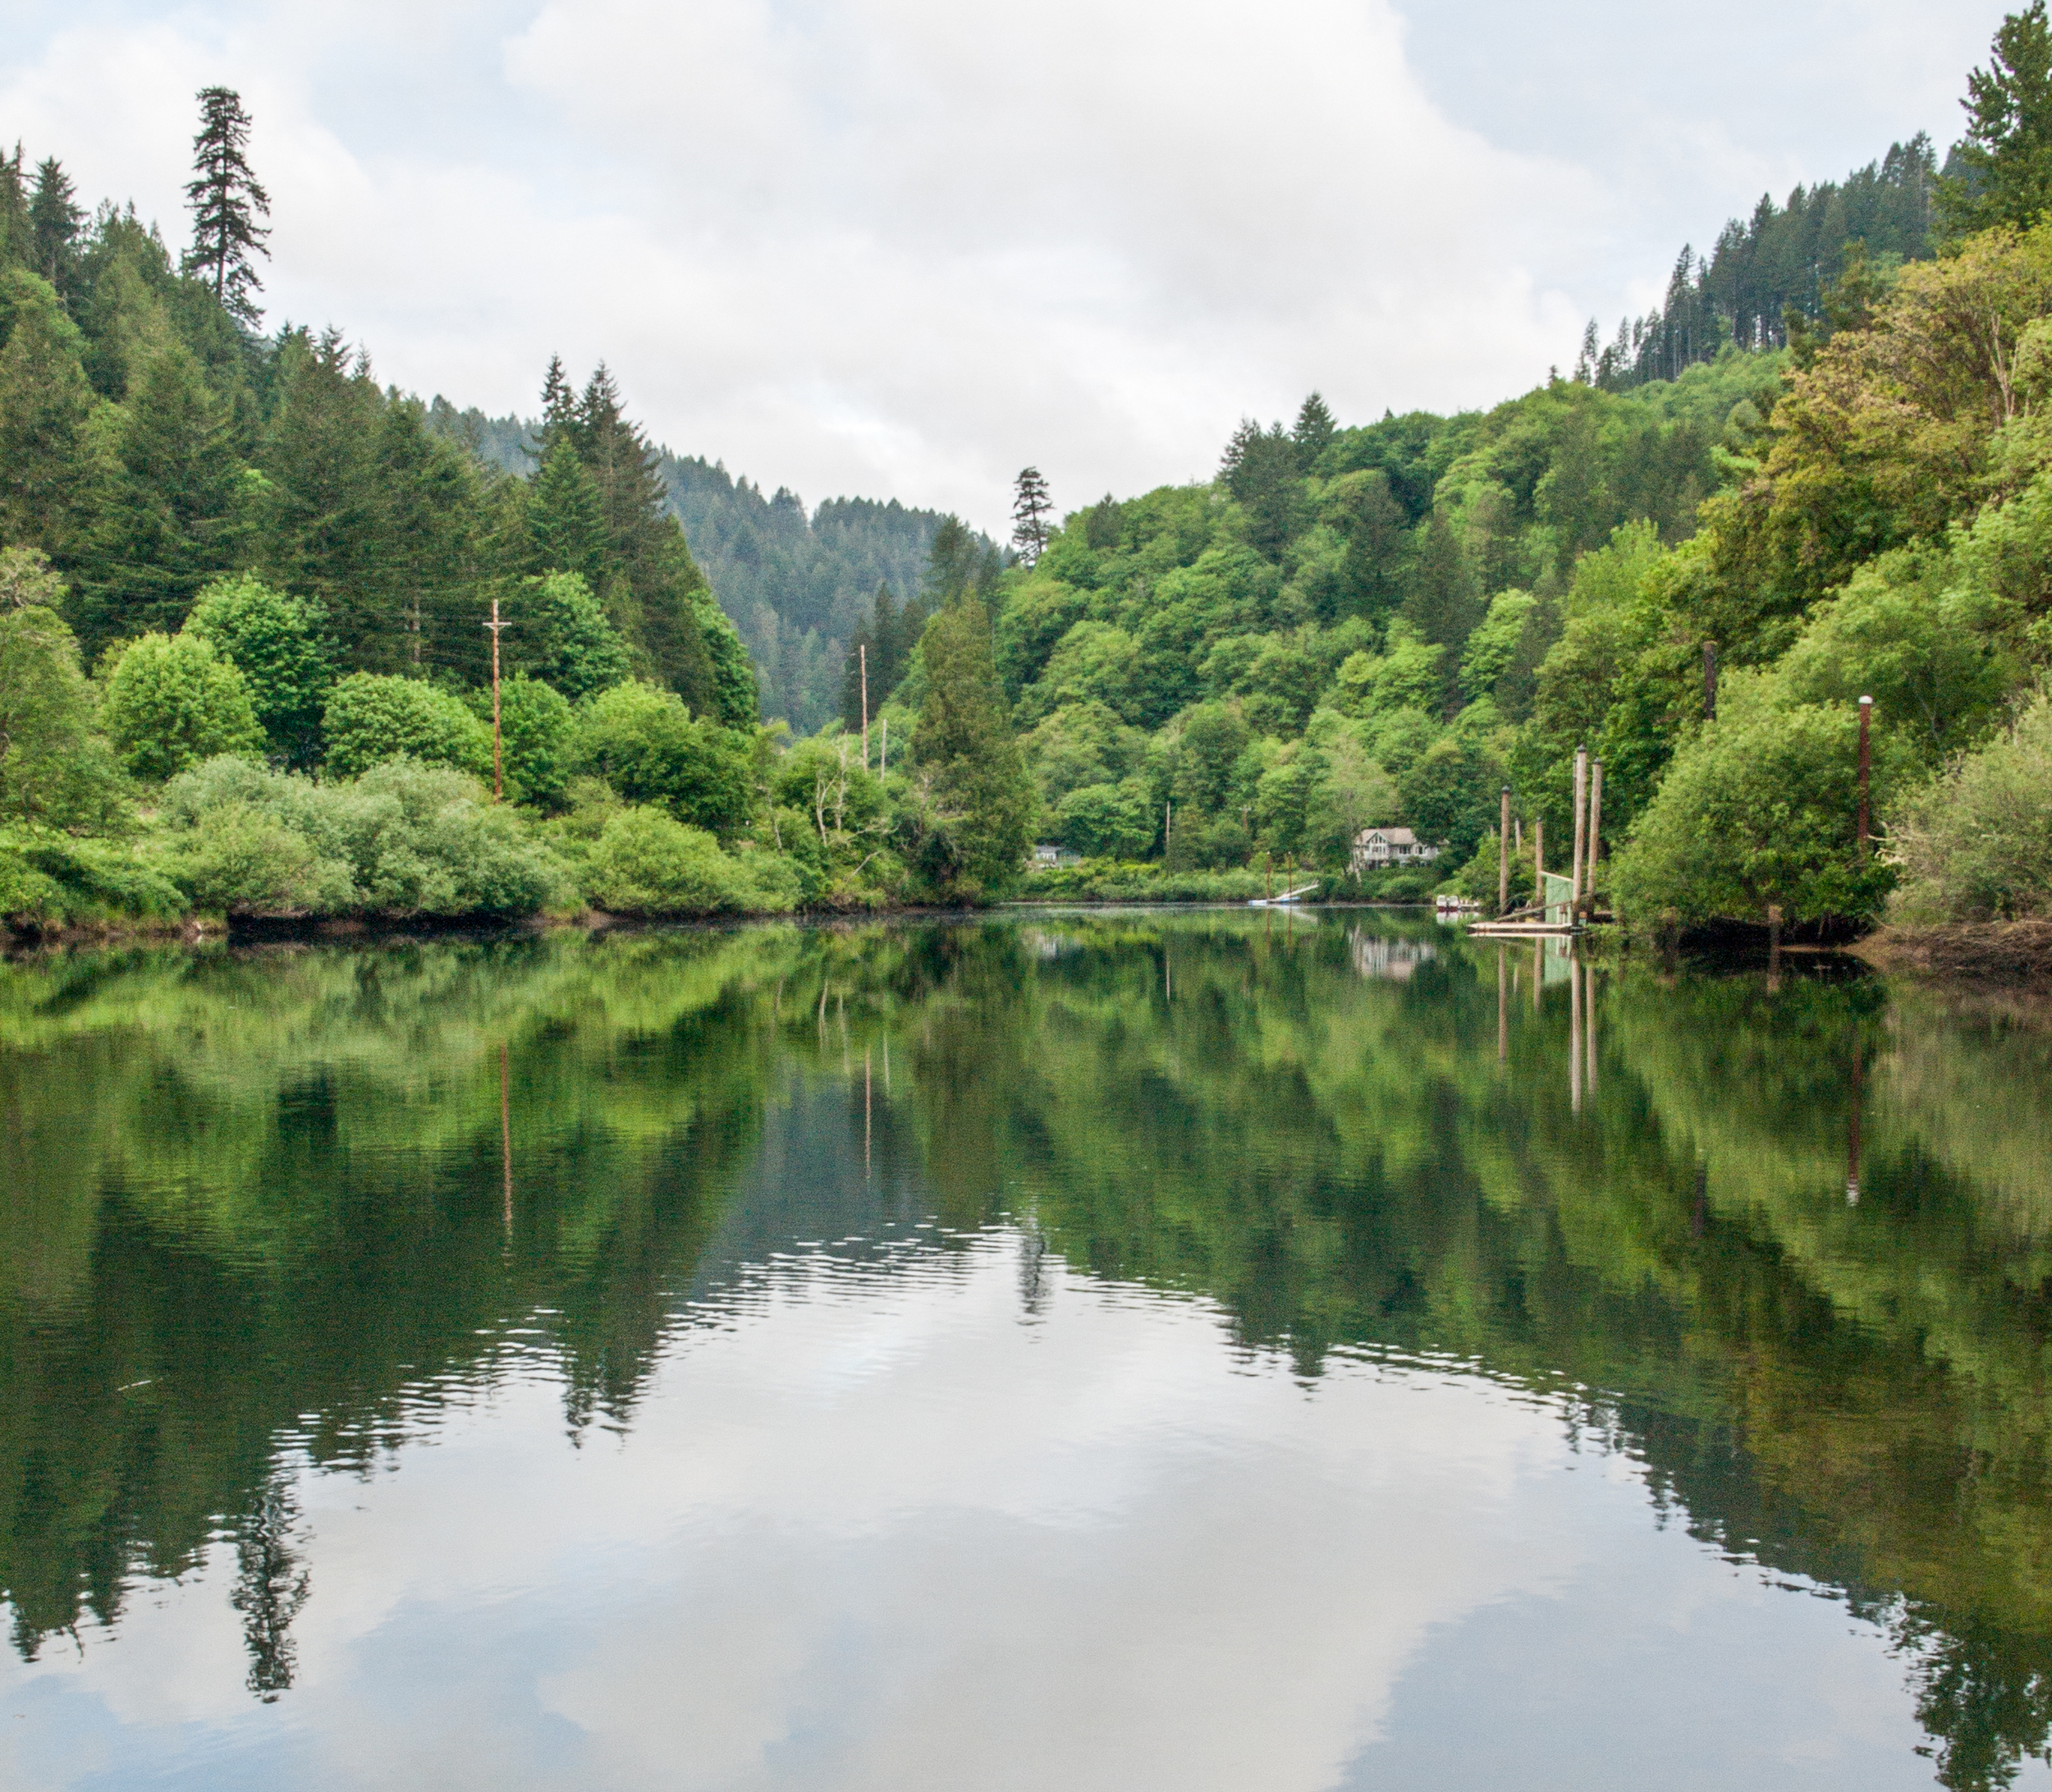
{"left": 1853, "top": 920, "right": 2052, "bottom": 984}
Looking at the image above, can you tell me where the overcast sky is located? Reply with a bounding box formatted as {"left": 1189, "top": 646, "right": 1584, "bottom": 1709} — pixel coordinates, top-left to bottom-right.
{"left": 0, "top": 0, "right": 2011, "bottom": 531}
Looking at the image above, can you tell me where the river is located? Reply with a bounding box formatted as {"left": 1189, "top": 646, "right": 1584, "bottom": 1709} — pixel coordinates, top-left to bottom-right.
{"left": 3, "top": 912, "right": 2050, "bottom": 1790}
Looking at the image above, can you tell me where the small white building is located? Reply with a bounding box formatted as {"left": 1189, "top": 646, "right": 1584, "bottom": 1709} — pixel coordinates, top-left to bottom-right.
{"left": 1350, "top": 827, "right": 1440, "bottom": 875}
{"left": 1033, "top": 842, "right": 1083, "bottom": 868}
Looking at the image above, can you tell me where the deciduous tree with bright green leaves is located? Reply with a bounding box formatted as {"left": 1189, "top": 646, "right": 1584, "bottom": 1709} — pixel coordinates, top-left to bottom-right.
{"left": 99, "top": 630, "right": 264, "bottom": 781}
{"left": 320, "top": 672, "right": 492, "bottom": 781}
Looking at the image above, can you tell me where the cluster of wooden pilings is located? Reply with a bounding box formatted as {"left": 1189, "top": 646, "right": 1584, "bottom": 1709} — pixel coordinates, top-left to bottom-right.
{"left": 1473, "top": 744, "right": 1605, "bottom": 937}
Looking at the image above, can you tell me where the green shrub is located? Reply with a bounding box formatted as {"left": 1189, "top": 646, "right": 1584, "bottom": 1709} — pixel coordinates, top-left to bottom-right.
{"left": 582, "top": 806, "right": 751, "bottom": 914}
{"left": 0, "top": 826, "right": 186, "bottom": 926}
{"left": 1610, "top": 675, "right": 1908, "bottom": 928}
{"left": 567, "top": 681, "right": 756, "bottom": 838}
{"left": 160, "top": 756, "right": 568, "bottom": 917}
{"left": 1056, "top": 779, "right": 1156, "bottom": 858}
{"left": 0, "top": 579, "right": 128, "bottom": 830}
{"left": 1887, "top": 690, "right": 2052, "bottom": 923}
{"left": 322, "top": 673, "right": 492, "bottom": 780}
{"left": 182, "top": 575, "right": 334, "bottom": 764}
{"left": 99, "top": 632, "right": 264, "bottom": 781}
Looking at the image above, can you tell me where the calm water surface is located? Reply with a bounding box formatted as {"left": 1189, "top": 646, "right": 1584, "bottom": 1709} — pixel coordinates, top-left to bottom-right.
{"left": 4, "top": 913, "right": 2051, "bottom": 1790}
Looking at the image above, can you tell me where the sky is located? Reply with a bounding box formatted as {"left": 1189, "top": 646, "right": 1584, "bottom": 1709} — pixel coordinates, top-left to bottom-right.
{"left": 0, "top": 0, "right": 2013, "bottom": 533}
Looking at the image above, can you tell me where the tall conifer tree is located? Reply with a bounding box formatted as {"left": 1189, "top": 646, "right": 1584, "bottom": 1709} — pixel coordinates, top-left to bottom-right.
{"left": 1010, "top": 467, "right": 1052, "bottom": 564}
{"left": 182, "top": 87, "right": 271, "bottom": 325}
{"left": 27, "top": 158, "right": 82, "bottom": 291}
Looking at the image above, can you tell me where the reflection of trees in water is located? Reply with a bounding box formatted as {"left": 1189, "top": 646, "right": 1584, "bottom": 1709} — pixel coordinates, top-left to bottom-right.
{"left": 1899, "top": 1615, "right": 2052, "bottom": 1792}
{"left": 230, "top": 1478, "right": 310, "bottom": 1702}
{"left": 7, "top": 920, "right": 2052, "bottom": 1780}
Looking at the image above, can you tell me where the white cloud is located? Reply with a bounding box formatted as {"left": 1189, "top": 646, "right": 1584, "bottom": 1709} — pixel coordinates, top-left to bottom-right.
{"left": 0, "top": 2, "right": 2006, "bottom": 530}
{"left": 0, "top": 1235, "right": 1923, "bottom": 1790}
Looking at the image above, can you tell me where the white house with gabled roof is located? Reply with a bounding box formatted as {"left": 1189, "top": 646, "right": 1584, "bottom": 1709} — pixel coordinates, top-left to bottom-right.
{"left": 1350, "top": 827, "right": 1440, "bottom": 875}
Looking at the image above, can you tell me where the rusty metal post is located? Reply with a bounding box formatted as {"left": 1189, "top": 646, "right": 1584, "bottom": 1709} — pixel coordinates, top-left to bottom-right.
{"left": 1857, "top": 695, "right": 1872, "bottom": 853}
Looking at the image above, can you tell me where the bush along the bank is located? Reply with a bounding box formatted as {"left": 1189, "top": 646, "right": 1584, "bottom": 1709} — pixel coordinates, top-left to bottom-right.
{"left": 1886, "top": 690, "right": 2052, "bottom": 924}
{"left": 1609, "top": 673, "right": 1908, "bottom": 932}
{"left": 158, "top": 757, "right": 572, "bottom": 918}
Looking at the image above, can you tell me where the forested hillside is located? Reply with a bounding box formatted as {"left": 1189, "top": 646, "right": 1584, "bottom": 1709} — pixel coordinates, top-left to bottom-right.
{"left": 1581, "top": 135, "right": 1940, "bottom": 387}
{"left": 996, "top": 5, "right": 2052, "bottom": 941}
{"left": 0, "top": 149, "right": 753, "bottom": 725}
{"left": 424, "top": 396, "right": 969, "bottom": 732}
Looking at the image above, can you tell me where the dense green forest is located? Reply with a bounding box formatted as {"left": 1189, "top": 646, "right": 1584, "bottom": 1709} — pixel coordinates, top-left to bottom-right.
{"left": 976, "top": 4, "right": 2052, "bottom": 937}
{"left": 7, "top": 6, "right": 2052, "bottom": 934}
{"left": 6, "top": 918, "right": 2052, "bottom": 1785}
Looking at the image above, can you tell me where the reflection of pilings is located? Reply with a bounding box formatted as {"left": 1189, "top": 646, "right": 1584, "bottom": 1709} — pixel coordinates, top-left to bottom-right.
{"left": 1569, "top": 950, "right": 1583, "bottom": 1113}
{"left": 1692, "top": 1162, "right": 1708, "bottom": 1236}
{"left": 1847, "top": 1048, "right": 1863, "bottom": 1206}
{"left": 1583, "top": 959, "right": 1597, "bottom": 1096}
{"left": 500, "top": 1043, "right": 512, "bottom": 1235}
{"left": 864, "top": 1049, "right": 873, "bottom": 1178}
{"left": 1496, "top": 946, "right": 1507, "bottom": 1065}
{"left": 1532, "top": 937, "right": 1542, "bottom": 1013}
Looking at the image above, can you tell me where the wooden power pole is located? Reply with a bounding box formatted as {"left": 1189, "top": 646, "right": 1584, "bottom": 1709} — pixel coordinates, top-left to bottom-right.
{"left": 859, "top": 643, "right": 869, "bottom": 770}
{"left": 483, "top": 598, "right": 507, "bottom": 800}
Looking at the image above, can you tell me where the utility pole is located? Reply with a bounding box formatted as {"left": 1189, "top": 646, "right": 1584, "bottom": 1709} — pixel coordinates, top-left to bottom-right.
{"left": 859, "top": 642, "right": 869, "bottom": 770}
{"left": 483, "top": 598, "right": 507, "bottom": 800}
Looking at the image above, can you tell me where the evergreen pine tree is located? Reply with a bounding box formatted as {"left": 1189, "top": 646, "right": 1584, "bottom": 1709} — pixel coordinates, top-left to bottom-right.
{"left": 912, "top": 594, "right": 1033, "bottom": 899}
{"left": 1941, "top": 3, "right": 2052, "bottom": 236}
{"left": 182, "top": 87, "right": 271, "bottom": 326}
{"left": 1219, "top": 418, "right": 1300, "bottom": 557}
{"left": 0, "top": 146, "right": 30, "bottom": 272}
{"left": 1332, "top": 470, "right": 1409, "bottom": 623}
{"left": 570, "top": 363, "right": 725, "bottom": 717}
{"left": 1291, "top": 392, "right": 1336, "bottom": 471}
{"left": 536, "top": 354, "right": 576, "bottom": 454}
{"left": 254, "top": 328, "right": 384, "bottom": 638}
{"left": 528, "top": 439, "right": 611, "bottom": 589}
{"left": 27, "top": 158, "right": 82, "bottom": 293}
{"left": 75, "top": 341, "right": 246, "bottom": 644}
{"left": 0, "top": 273, "right": 98, "bottom": 560}
{"left": 923, "top": 516, "right": 986, "bottom": 603}
{"left": 1010, "top": 466, "right": 1052, "bottom": 563}
{"left": 1401, "top": 510, "right": 1482, "bottom": 668}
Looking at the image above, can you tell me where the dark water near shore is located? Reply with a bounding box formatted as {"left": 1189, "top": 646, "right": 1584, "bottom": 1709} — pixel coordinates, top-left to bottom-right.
{"left": 4, "top": 912, "right": 2052, "bottom": 1790}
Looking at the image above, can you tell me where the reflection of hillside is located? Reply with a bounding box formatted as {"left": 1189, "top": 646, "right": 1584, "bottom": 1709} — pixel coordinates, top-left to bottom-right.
{"left": 6, "top": 919, "right": 2052, "bottom": 1785}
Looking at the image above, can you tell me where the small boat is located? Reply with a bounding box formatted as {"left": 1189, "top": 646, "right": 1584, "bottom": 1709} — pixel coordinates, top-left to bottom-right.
{"left": 1248, "top": 883, "right": 1321, "bottom": 907}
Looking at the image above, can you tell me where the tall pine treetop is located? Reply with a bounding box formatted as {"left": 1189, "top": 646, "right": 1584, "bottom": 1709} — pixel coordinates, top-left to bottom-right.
{"left": 1942, "top": 2, "right": 2052, "bottom": 237}
{"left": 1010, "top": 466, "right": 1052, "bottom": 565}
{"left": 28, "top": 158, "right": 82, "bottom": 289}
{"left": 182, "top": 86, "right": 270, "bottom": 326}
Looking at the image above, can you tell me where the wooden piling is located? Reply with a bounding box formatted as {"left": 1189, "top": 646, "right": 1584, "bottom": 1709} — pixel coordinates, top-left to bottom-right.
{"left": 1703, "top": 640, "right": 1717, "bottom": 720}
{"left": 1571, "top": 746, "right": 1588, "bottom": 911}
{"left": 1587, "top": 761, "right": 1604, "bottom": 918}
{"left": 1498, "top": 787, "right": 1510, "bottom": 914}
{"left": 1533, "top": 819, "right": 1546, "bottom": 914}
